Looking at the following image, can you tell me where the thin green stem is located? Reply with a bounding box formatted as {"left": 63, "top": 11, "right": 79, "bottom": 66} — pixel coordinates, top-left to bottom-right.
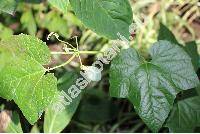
{"left": 51, "top": 51, "right": 102, "bottom": 55}
{"left": 51, "top": 51, "right": 74, "bottom": 55}
{"left": 47, "top": 54, "right": 76, "bottom": 71}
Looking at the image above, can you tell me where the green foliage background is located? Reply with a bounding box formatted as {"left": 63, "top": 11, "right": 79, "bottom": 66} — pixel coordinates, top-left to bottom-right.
{"left": 0, "top": 0, "right": 200, "bottom": 133}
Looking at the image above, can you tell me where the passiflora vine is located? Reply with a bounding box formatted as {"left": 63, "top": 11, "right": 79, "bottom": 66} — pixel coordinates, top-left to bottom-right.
{"left": 0, "top": 0, "right": 199, "bottom": 133}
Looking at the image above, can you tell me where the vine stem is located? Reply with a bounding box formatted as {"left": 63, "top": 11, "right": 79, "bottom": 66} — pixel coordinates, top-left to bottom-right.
{"left": 47, "top": 54, "right": 76, "bottom": 71}
{"left": 51, "top": 51, "right": 102, "bottom": 55}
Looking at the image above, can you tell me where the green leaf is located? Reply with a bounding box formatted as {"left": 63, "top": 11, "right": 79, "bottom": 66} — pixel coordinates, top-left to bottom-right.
{"left": 109, "top": 40, "right": 199, "bottom": 132}
{"left": 69, "top": 0, "right": 133, "bottom": 39}
{"left": 44, "top": 72, "right": 81, "bottom": 133}
{"left": 158, "top": 24, "right": 199, "bottom": 71}
{"left": 6, "top": 112, "right": 23, "bottom": 133}
{"left": 48, "top": 0, "right": 69, "bottom": 14}
{"left": 185, "top": 41, "right": 199, "bottom": 71}
{"left": 0, "top": 23, "right": 13, "bottom": 39}
{"left": 0, "top": 34, "right": 58, "bottom": 124}
{"left": 36, "top": 11, "right": 70, "bottom": 38}
{"left": 20, "top": 10, "right": 37, "bottom": 35}
{"left": 166, "top": 96, "right": 200, "bottom": 132}
{"left": 158, "top": 23, "right": 179, "bottom": 45}
{"left": 197, "top": 85, "right": 200, "bottom": 96}
{"left": 0, "top": 45, "right": 10, "bottom": 71}
{"left": 0, "top": 0, "right": 17, "bottom": 15}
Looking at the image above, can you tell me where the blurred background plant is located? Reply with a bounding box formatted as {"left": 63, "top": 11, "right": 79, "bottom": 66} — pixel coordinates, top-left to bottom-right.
{"left": 0, "top": 0, "right": 199, "bottom": 133}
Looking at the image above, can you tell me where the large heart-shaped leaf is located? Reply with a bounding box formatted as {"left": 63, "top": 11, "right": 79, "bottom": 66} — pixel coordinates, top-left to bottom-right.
{"left": 0, "top": 34, "right": 58, "bottom": 124}
{"left": 166, "top": 96, "right": 200, "bottom": 132}
{"left": 69, "top": 0, "right": 133, "bottom": 39}
{"left": 109, "top": 40, "right": 199, "bottom": 132}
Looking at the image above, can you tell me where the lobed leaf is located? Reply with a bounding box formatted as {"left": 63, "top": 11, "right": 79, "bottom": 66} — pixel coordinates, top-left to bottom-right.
{"left": 109, "top": 40, "right": 199, "bottom": 132}
{"left": 0, "top": 34, "right": 58, "bottom": 124}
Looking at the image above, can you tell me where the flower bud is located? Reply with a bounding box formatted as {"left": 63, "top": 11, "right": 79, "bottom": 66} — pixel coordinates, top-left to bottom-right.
{"left": 83, "top": 66, "right": 101, "bottom": 82}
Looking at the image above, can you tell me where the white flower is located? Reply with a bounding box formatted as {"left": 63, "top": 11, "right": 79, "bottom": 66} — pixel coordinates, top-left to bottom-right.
{"left": 83, "top": 66, "right": 102, "bottom": 82}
